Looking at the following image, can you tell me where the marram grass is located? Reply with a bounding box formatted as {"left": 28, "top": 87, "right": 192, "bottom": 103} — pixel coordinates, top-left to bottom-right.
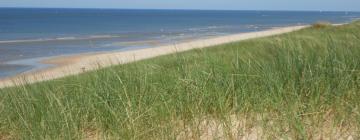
{"left": 1, "top": 21, "right": 360, "bottom": 139}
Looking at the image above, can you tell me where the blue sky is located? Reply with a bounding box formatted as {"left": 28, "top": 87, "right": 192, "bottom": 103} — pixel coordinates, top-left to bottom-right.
{"left": 1, "top": 0, "right": 359, "bottom": 11}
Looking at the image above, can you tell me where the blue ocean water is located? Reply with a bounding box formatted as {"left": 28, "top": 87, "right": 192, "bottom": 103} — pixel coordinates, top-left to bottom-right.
{"left": 0, "top": 8, "right": 359, "bottom": 78}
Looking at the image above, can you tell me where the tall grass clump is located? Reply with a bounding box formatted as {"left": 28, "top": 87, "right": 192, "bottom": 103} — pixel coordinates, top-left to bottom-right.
{"left": 312, "top": 21, "right": 332, "bottom": 29}
{"left": 0, "top": 21, "right": 360, "bottom": 139}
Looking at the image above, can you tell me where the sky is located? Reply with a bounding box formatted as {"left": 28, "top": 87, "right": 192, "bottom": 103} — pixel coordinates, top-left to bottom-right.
{"left": 0, "top": 0, "right": 359, "bottom": 11}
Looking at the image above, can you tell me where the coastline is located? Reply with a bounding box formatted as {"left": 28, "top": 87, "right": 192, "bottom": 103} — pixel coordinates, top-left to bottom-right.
{"left": 0, "top": 25, "right": 308, "bottom": 88}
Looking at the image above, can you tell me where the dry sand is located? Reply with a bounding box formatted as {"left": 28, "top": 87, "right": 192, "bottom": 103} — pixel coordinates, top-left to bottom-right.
{"left": 0, "top": 25, "right": 308, "bottom": 88}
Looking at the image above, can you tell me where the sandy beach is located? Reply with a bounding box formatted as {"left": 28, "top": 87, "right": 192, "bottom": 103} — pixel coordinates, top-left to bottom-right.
{"left": 0, "top": 25, "right": 308, "bottom": 88}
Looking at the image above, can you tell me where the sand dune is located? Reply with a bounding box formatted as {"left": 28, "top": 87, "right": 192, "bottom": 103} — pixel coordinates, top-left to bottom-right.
{"left": 0, "top": 25, "right": 308, "bottom": 88}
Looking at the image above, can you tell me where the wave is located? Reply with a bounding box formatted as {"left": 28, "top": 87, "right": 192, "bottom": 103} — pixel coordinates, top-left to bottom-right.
{"left": 0, "top": 24, "right": 282, "bottom": 45}
{"left": 187, "top": 26, "right": 230, "bottom": 32}
{"left": 0, "top": 35, "right": 125, "bottom": 44}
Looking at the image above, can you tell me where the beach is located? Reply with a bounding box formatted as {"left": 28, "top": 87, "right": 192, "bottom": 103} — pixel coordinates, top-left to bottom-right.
{"left": 0, "top": 4, "right": 359, "bottom": 139}
{"left": 1, "top": 19, "right": 360, "bottom": 139}
{"left": 0, "top": 25, "right": 307, "bottom": 88}
{"left": 1, "top": 9, "right": 358, "bottom": 79}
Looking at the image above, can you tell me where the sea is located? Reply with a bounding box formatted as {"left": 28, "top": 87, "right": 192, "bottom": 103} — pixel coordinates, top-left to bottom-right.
{"left": 0, "top": 8, "right": 359, "bottom": 78}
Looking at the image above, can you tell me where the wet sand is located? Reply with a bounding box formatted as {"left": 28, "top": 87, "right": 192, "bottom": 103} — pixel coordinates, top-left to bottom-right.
{"left": 0, "top": 25, "right": 308, "bottom": 88}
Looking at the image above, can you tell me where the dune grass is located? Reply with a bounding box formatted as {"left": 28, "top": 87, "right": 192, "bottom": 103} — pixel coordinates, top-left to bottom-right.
{"left": 1, "top": 21, "right": 360, "bottom": 139}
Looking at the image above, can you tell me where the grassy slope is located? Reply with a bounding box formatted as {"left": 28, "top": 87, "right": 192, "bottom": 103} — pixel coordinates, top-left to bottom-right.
{"left": 1, "top": 21, "right": 360, "bottom": 139}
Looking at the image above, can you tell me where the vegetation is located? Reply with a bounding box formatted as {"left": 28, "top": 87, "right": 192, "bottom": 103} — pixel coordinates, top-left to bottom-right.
{"left": 1, "top": 21, "right": 360, "bottom": 139}
{"left": 312, "top": 21, "right": 332, "bottom": 29}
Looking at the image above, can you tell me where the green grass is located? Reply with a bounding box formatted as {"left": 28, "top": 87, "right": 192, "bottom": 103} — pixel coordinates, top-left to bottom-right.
{"left": 1, "top": 21, "right": 360, "bottom": 139}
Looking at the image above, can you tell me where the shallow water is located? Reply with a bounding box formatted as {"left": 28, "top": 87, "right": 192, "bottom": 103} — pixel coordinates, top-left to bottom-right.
{"left": 0, "top": 8, "right": 360, "bottom": 78}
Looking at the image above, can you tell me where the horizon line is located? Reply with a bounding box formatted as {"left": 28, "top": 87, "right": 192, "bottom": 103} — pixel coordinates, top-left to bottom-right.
{"left": 0, "top": 6, "right": 359, "bottom": 13}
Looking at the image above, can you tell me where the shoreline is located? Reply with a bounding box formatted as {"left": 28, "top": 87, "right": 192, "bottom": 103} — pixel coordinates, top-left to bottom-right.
{"left": 0, "top": 25, "right": 308, "bottom": 88}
